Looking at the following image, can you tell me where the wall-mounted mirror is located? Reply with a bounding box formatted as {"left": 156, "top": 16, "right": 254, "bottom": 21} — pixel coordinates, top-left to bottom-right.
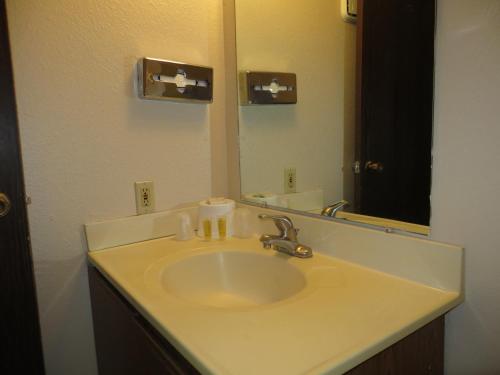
{"left": 231, "top": 0, "right": 435, "bottom": 235}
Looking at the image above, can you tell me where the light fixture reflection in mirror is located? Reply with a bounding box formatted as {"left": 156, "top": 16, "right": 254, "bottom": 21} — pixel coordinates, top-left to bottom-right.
{"left": 232, "top": 0, "right": 435, "bottom": 235}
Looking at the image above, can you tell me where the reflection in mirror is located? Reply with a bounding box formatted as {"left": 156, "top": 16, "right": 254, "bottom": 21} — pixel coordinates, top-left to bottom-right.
{"left": 234, "top": 0, "right": 434, "bottom": 235}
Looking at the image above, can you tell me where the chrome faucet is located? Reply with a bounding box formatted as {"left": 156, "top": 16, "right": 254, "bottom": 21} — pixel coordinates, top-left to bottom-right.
{"left": 321, "top": 199, "right": 349, "bottom": 217}
{"left": 258, "top": 214, "right": 312, "bottom": 258}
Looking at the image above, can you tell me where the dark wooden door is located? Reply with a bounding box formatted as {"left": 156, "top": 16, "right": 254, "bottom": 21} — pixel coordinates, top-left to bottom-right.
{"left": 0, "top": 1, "right": 45, "bottom": 373}
{"left": 355, "top": 0, "right": 435, "bottom": 225}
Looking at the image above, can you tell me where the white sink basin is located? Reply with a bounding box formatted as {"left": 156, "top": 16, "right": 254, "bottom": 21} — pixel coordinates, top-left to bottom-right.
{"left": 160, "top": 250, "right": 306, "bottom": 308}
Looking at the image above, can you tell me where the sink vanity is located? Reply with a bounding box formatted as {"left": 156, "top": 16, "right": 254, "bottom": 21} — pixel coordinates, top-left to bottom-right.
{"left": 84, "top": 3, "right": 456, "bottom": 372}
{"left": 85, "top": 204, "right": 463, "bottom": 375}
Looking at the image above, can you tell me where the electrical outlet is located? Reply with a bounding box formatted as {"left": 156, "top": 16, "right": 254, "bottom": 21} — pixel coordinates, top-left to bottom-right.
{"left": 134, "top": 181, "right": 155, "bottom": 215}
{"left": 284, "top": 167, "right": 296, "bottom": 193}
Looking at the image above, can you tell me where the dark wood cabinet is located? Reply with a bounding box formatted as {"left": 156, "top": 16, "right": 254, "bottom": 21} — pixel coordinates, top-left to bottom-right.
{"left": 345, "top": 317, "right": 444, "bottom": 375}
{"left": 88, "top": 265, "right": 444, "bottom": 375}
{"left": 88, "top": 266, "right": 200, "bottom": 375}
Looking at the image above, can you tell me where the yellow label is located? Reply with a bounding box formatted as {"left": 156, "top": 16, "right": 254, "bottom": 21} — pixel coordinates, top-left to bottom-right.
{"left": 217, "top": 217, "right": 226, "bottom": 240}
{"left": 203, "top": 219, "right": 212, "bottom": 240}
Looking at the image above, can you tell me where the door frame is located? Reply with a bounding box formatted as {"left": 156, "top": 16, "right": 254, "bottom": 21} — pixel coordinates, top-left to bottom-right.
{"left": 353, "top": 0, "right": 365, "bottom": 213}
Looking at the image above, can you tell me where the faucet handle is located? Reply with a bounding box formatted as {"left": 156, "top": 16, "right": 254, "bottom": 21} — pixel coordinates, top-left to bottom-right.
{"left": 258, "top": 214, "right": 297, "bottom": 240}
{"left": 258, "top": 214, "right": 293, "bottom": 226}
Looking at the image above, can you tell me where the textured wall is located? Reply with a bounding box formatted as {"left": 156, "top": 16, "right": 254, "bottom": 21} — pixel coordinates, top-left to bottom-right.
{"left": 431, "top": 0, "right": 500, "bottom": 373}
{"left": 235, "top": 0, "right": 354, "bottom": 206}
{"left": 6, "top": 0, "right": 225, "bottom": 374}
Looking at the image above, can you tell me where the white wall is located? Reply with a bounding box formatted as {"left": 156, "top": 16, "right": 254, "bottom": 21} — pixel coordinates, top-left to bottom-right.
{"left": 6, "top": 0, "right": 225, "bottom": 374}
{"left": 235, "top": 0, "right": 354, "bottom": 206}
{"left": 431, "top": 0, "right": 500, "bottom": 373}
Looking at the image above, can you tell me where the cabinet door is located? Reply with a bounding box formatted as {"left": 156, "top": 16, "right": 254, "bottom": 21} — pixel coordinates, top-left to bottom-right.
{"left": 88, "top": 266, "right": 199, "bottom": 375}
{"left": 345, "top": 316, "right": 444, "bottom": 375}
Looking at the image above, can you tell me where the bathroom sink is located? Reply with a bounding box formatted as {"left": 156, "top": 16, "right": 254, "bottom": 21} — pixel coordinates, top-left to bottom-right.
{"left": 159, "top": 250, "right": 306, "bottom": 308}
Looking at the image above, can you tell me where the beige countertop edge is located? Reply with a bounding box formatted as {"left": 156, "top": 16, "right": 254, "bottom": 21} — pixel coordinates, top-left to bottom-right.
{"left": 87, "top": 253, "right": 463, "bottom": 375}
{"left": 312, "top": 295, "right": 463, "bottom": 375}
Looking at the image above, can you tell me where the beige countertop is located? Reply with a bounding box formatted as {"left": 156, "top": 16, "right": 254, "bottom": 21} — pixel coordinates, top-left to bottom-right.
{"left": 88, "top": 236, "right": 462, "bottom": 375}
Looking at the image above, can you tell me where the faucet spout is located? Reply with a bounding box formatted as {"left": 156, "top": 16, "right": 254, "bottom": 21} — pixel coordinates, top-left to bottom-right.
{"left": 321, "top": 200, "right": 349, "bottom": 217}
